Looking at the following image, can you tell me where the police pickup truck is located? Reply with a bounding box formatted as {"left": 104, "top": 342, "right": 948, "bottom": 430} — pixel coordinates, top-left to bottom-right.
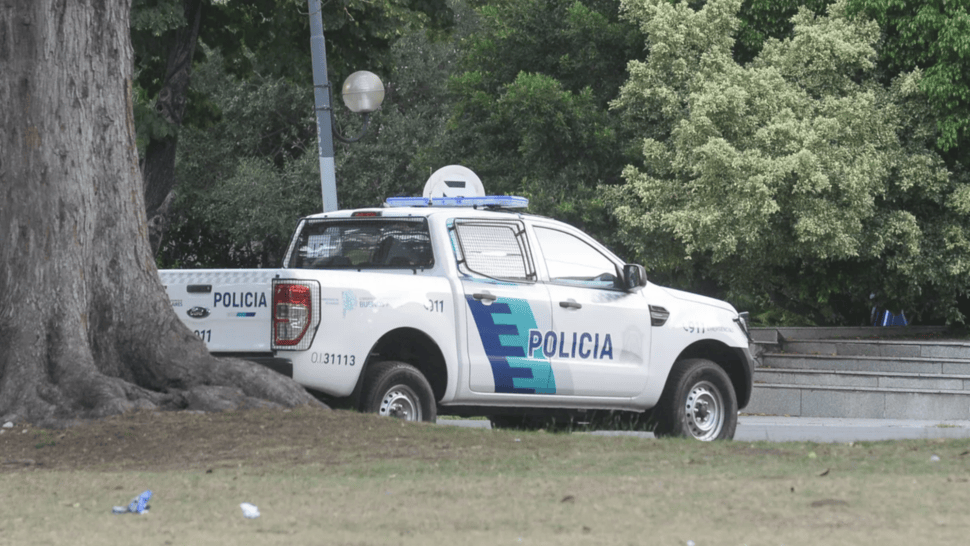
{"left": 160, "top": 166, "right": 754, "bottom": 440}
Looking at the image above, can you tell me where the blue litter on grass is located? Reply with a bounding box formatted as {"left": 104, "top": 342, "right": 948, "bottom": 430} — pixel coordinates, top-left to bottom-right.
{"left": 113, "top": 490, "right": 152, "bottom": 515}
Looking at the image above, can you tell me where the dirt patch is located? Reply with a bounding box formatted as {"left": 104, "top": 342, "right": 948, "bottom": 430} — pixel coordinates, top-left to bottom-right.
{"left": 0, "top": 406, "right": 459, "bottom": 473}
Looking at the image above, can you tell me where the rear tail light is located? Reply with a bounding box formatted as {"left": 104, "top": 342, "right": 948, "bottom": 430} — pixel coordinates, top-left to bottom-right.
{"left": 272, "top": 280, "right": 320, "bottom": 350}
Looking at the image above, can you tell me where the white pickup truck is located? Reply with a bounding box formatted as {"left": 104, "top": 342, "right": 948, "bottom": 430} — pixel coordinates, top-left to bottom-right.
{"left": 160, "top": 167, "right": 754, "bottom": 440}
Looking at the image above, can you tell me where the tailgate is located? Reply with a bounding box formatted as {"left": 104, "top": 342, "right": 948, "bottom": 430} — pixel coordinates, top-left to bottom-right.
{"left": 159, "top": 269, "right": 279, "bottom": 352}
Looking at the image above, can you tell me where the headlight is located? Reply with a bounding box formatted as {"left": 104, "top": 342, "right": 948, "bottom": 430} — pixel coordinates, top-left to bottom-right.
{"left": 734, "top": 311, "right": 751, "bottom": 341}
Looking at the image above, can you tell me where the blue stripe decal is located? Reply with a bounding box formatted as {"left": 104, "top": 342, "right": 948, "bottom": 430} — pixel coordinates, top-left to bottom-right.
{"left": 466, "top": 296, "right": 556, "bottom": 394}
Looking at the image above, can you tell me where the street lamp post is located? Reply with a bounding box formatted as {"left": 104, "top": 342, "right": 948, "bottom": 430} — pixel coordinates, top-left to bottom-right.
{"left": 307, "top": 0, "right": 385, "bottom": 212}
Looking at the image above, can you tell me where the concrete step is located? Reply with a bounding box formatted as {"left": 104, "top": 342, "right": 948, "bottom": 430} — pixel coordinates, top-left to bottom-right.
{"left": 750, "top": 325, "right": 950, "bottom": 342}
{"left": 776, "top": 339, "right": 970, "bottom": 359}
{"left": 750, "top": 328, "right": 782, "bottom": 345}
{"left": 760, "top": 352, "right": 970, "bottom": 375}
{"left": 756, "top": 368, "right": 970, "bottom": 391}
{"left": 746, "top": 383, "right": 970, "bottom": 420}
{"left": 745, "top": 326, "right": 968, "bottom": 419}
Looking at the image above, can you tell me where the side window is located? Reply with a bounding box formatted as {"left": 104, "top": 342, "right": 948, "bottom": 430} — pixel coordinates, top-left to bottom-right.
{"left": 534, "top": 227, "right": 619, "bottom": 288}
{"left": 453, "top": 220, "right": 536, "bottom": 282}
{"left": 288, "top": 219, "right": 433, "bottom": 270}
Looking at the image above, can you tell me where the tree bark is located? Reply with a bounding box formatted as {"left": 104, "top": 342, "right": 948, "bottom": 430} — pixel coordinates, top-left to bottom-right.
{"left": 143, "top": 0, "right": 203, "bottom": 255}
{"left": 0, "top": 0, "right": 320, "bottom": 426}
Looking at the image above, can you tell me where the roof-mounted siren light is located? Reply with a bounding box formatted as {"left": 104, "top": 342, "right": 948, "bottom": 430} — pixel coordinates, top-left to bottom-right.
{"left": 423, "top": 165, "right": 486, "bottom": 198}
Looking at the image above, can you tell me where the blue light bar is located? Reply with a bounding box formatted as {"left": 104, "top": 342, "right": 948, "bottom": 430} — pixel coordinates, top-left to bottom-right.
{"left": 385, "top": 196, "right": 529, "bottom": 209}
{"left": 385, "top": 197, "right": 430, "bottom": 207}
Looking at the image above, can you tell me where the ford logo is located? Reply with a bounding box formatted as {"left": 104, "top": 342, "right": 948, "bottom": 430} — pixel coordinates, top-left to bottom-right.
{"left": 187, "top": 306, "right": 210, "bottom": 319}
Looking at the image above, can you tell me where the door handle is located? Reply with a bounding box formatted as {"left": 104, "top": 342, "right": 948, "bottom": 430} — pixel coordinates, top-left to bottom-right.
{"left": 559, "top": 300, "right": 582, "bottom": 310}
{"left": 187, "top": 284, "right": 212, "bottom": 294}
{"left": 473, "top": 292, "right": 497, "bottom": 302}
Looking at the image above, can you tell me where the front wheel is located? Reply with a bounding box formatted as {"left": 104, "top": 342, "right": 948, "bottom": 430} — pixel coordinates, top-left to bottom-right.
{"left": 360, "top": 361, "right": 437, "bottom": 422}
{"left": 653, "top": 359, "right": 737, "bottom": 441}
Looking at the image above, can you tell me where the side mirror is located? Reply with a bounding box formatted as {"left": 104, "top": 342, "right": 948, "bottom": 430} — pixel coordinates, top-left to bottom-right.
{"left": 623, "top": 264, "right": 647, "bottom": 290}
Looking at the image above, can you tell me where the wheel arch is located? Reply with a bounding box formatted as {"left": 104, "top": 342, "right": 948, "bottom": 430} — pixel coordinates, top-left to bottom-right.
{"left": 672, "top": 339, "right": 752, "bottom": 409}
{"left": 364, "top": 327, "right": 448, "bottom": 403}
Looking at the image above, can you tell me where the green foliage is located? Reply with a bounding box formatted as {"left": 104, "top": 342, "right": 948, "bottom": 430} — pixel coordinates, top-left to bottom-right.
{"left": 159, "top": 50, "right": 321, "bottom": 268}
{"left": 611, "top": 0, "right": 969, "bottom": 324}
{"left": 129, "top": 0, "right": 454, "bottom": 133}
{"left": 845, "top": 0, "right": 970, "bottom": 154}
{"left": 142, "top": 0, "right": 458, "bottom": 267}
{"left": 200, "top": 0, "right": 453, "bottom": 84}
{"left": 160, "top": 9, "right": 463, "bottom": 268}
{"left": 130, "top": 0, "right": 192, "bottom": 148}
{"left": 131, "top": 0, "right": 187, "bottom": 36}
{"left": 132, "top": 0, "right": 455, "bottom": 98}
{"left": 130, "top": 0, "right": 455, "bottom": 177}
{"left": 131, "top": 84, "right": 178, "bottom": 156}
{"left": 442, "top": 0, "right": 644, "bottom": 245}
{"left": 334, "top": 22, "right": 464, "bottom": 209}
{"left": 734, "top": 0, "right": 834, "bottom": 63}
{"left": 148, "top": 0, "right": 970, "bottom": 326}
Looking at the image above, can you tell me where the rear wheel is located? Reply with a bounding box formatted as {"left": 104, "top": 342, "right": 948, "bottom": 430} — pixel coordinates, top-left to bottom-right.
{"left": 653, "top": 359, "right": 737, "bottom": 441}
{"left": 360, "top": 361, "right": 436, "bottom": 422}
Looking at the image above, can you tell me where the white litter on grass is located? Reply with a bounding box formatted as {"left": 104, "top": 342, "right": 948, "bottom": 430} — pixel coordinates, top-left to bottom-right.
{"left": 241, "top": 502, "right": 260, "bottom": 519}
{"left": 930, "top": 455, "right": 941, "bottom": 462}
{"left": 2, "top": 422, "right": 13, "bottom": 428}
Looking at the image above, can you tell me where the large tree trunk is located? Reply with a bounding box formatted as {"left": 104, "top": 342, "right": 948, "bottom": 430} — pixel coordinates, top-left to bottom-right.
{"left": 0, "top": 0, "right": 319, "bottom": 426}
{"left": 143, "top": 0, "right": 203, "bottom": 255}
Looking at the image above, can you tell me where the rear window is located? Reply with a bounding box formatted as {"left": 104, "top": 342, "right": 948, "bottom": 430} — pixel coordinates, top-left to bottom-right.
{"left": 288, "top": 218, "right": 434, "bottom": 270}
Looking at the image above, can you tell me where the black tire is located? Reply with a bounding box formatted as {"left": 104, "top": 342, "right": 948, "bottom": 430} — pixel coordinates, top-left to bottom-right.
{"left": 359, "top": 361, "right": 436, "bottom": 422}
{"left": 653, "top": 359, "right": 737, "bottom": 441}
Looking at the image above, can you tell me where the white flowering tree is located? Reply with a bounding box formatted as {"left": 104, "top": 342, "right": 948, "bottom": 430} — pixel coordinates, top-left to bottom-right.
{"left": 610, "top": 0, "right": 968, "bottom": 324}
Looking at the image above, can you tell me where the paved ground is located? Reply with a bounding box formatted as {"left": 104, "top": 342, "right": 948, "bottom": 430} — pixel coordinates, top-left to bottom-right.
{"left": 732, "top": 415, "right": 970, "bottom": 443}
{"left": 438, "top": 415, "right": 970, "bottom": 443}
